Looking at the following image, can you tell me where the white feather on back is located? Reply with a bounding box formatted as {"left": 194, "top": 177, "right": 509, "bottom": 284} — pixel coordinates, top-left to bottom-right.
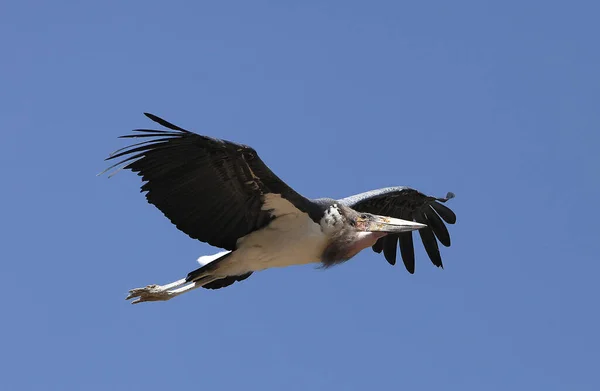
{"left": 319, "top": 204, "right": 344, "bottom": 234}
{"left": 261, "top": 193, "right": 302, "bottom": 217}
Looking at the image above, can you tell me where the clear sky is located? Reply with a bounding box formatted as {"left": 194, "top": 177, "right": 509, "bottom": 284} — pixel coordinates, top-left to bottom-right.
{"left": 1, "top": 1, "right": 599, "bottom": 390}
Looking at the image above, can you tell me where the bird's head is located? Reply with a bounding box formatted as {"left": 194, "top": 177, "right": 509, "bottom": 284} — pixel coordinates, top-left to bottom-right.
{"left": 320, "top": 203, "right": 425, "bottom": 265}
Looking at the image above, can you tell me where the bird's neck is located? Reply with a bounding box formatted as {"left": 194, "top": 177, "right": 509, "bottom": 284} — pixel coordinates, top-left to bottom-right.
{"left": 321, "top": 230, "right": 386, "bottom": 267}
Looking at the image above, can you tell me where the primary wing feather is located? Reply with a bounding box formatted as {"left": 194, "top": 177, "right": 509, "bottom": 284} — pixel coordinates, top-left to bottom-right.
{"left": 103, "top": 113, "right": 314, "bottom": 251}
{"left": 338, "top": 187, "right": 456, "bottom": 273}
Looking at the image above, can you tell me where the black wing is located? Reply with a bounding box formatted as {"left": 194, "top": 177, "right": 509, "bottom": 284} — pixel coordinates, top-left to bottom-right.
{"left": 338, "top": 187, "right": 456, "bottom": 273}
{"left": 102, "top": 113, "right": 316, "bottom": 251}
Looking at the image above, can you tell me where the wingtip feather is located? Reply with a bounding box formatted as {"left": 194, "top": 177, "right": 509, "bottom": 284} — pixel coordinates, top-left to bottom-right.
{"left": 143, "top": 112, "right": 187, "bottom": 132}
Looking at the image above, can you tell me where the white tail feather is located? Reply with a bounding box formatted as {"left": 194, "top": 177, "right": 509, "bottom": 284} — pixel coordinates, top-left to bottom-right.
{"left": 196, "top": 250, "right": 231, "bottom": 267}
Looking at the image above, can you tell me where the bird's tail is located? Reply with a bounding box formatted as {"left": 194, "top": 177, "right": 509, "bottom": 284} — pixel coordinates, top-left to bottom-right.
{"left": 186, "top": 250, "right": 253, "bottom": 290}
{"left": 186, "top": 251, "right": 232, "bottom": 282}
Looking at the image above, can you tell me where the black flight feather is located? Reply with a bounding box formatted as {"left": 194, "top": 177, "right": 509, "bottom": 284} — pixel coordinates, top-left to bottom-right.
{"left": 414, "top": 210, "right": 443, "bottom": 268}
{"left": 338, "top": 187, "right": 455, "bottom": 272}
{"left": 398, "top": 232, "right": 415, "bottom": 274}
{"left": 431, "top": 201, "right": 456, "bottom": 224}
{"left": 382, "top": 235, "right": 398, "bottom": 265}
{"left": 424, "top": 206, "right": 451, "bottom": 247}
{"left": 102, "top": 113, "right": 320, "bottom": 252}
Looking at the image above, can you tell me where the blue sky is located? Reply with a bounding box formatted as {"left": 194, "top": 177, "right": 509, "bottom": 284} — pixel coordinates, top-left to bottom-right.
{"left": 1, "top": 1, "right": 599, "bottom": 390}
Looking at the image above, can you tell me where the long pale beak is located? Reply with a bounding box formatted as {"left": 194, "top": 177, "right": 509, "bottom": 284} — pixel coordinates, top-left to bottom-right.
{"left": 366, "top": 215, "right": 426, "bottom": 233}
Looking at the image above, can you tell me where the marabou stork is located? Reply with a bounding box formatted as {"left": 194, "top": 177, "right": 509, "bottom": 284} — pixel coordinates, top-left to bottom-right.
{"left": 103, "top": 113, "right": 457, "bottom": 304}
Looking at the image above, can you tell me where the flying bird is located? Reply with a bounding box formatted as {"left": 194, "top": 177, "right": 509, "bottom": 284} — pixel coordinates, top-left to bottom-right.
{"left": 102, "top": 113, "right": 457, "bottom": 304}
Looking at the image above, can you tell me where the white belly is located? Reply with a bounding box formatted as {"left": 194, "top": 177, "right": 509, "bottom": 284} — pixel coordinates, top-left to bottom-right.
{"left": 221, "top": 212, "right": 328, "bottom": 275}
{"left": 195, "top": 194, "right": 330, "bottom": 277}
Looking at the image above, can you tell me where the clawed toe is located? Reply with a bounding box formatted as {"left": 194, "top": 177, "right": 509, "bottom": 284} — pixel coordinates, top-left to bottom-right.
{"left": 125, "top": 284, "right": 173, "bottom": 304}
{"left": 126, "top": 285, "right": 160, "bottom": 300}
{"left": 125, "top": 277, "right": 203, "bottom": 304}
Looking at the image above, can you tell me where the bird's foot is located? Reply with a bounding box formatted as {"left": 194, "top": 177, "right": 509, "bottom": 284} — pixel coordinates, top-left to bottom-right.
{"left": 126, "top": 284, "right": 175, "bottom": 304}
{"left": 125, "top": 277, "right": 189, "bottom": 304}
{"left": 125, "top": 277, "right": 208, "bottom": 304}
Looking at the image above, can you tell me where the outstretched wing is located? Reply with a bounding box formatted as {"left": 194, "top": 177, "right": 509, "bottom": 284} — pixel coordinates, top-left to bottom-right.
{"left": 338, "top": 187, "right": 456, "bottom": 273}
{"left": 102, "top": 113, "right": 315, "bottom": 251}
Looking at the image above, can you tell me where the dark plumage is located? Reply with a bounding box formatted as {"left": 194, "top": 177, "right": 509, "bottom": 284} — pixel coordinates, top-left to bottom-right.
{"left": 103, "top": 113, "right": 458, "bottom": 304}
{"left": 339, "top": 188, "right": 455, "bottom": 273}
{"left": 103, "top": 113, "right": 323, "bottom": 251}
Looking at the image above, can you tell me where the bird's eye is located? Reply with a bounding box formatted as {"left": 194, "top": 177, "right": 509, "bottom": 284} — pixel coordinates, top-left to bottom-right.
{"left": 360, "top": 214, "right": 368, "bottom": 219}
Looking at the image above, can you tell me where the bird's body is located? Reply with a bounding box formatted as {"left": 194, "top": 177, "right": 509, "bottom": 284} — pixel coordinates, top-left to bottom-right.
{"left": 198, "top": 194, "right": 329, "bottom": 278}
{"left": 103, "top": 113, "right": 457, "bottom": 303}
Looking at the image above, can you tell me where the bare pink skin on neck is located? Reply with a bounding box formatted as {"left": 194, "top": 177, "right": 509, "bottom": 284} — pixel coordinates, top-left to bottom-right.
{"left": 347, "top": 231, "right": 388, "bottom": 259}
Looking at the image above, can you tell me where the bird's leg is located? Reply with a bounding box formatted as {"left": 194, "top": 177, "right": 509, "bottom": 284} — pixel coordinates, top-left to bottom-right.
{"left": 125, "top": 276, "right": 220, "bottom": 304}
